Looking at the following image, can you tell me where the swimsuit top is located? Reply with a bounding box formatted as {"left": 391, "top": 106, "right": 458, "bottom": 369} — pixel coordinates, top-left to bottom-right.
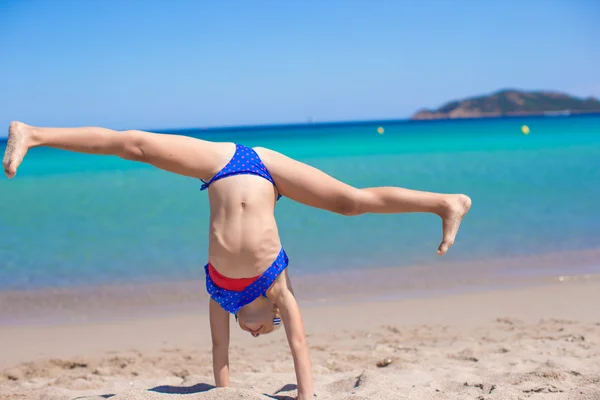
{"left": 200, "top": 143, "right": 282, "bottom": 200}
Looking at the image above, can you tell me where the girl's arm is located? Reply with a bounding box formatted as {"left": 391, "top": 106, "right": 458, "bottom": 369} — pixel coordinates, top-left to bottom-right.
{"left": 209, "top": 298, "right": 230, "bottom": 387}
{"left": 268, "top": 272, "right": 314, "bottom": 400}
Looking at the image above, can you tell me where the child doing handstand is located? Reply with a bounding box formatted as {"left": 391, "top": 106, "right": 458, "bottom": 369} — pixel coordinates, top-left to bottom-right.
{"left": 3, "top": 122, "right": 471, "bottom": 399}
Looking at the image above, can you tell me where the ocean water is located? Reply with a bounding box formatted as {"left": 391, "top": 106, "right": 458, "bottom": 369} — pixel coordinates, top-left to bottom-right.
{"left": 1, "top": 116, "right": 599, "bottom": 291}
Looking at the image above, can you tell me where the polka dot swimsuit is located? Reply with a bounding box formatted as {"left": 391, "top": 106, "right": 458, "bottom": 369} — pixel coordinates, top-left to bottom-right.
{"left": 205, "top": 248, "right": 289, "bottom": 314}
{"left": 201, "top": 143, "right": 286, "bottom": 313}
{"left": 200, "top": 143, "right": 282, "bottom": 200}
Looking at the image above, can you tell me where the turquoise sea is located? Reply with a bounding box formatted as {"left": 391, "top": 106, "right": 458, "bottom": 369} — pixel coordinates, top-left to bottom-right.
{"left": 1, "top": 115, "right": 599, "bottom": 291}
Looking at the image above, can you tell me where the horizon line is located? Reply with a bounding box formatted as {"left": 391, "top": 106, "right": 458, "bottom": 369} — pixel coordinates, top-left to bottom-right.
{"left": 153, "top": 111, "right": 600, "bottom": 134}
{"left": 2, "top": 112, "right": 599, "bottom": 141}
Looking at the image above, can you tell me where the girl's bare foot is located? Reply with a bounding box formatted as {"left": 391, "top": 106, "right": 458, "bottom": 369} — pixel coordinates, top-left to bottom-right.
{"left": 3, "top": 122, "right": 32, "bottom": 179}
{"left": 437, "top": 194, "right": 472, "bottom": 255}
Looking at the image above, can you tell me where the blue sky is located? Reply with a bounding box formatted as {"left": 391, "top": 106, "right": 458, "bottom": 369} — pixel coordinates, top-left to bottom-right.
{"left": 0, "top": 0, "right": 598, "bottom": 134}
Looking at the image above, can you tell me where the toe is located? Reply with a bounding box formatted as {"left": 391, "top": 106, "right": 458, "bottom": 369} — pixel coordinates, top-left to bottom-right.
{"left": 437, "top": 239, "right": 453, "bottom": 256}
{"left": 437, "top": 244, "right": 446, "bottom": 256}
{"left": 5, "top": 161, "right": 17, "bottom": 179}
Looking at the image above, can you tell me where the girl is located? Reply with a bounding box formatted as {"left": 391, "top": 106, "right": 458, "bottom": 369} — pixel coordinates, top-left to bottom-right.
{"left": 3, "top": 121, "right": 471, "bottom": 400}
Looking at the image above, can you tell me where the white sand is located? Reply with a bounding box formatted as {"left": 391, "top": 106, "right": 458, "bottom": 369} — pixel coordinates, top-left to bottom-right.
{"left": 1, "top": 279, "right": 599, "bottom": 399}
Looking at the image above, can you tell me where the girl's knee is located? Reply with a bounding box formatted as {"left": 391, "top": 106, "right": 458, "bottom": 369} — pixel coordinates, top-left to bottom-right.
{"left": 335, "top": 189, "right": 364, "bottom": 216}
{"left": 120, "top": 130, "right": 146, "bottom": 162}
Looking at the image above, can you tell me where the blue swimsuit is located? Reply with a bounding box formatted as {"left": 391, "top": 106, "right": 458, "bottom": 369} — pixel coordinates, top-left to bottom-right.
{"left": 205, "top": 249, "right": 289, "bottom": 314}
{"left": 201, "top": 143, "right": 287, "bottom": 314}
{"left": 200, "top": 143, "right": 282, "bottom": 200}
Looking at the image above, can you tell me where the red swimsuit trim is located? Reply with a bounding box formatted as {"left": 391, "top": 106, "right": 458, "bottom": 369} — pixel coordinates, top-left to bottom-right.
{"left": 207, "top": 263, "right": 260, "bottom": 292}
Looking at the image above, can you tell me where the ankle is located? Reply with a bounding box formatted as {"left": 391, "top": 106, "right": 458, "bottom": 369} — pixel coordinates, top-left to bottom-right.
{"left": 435, "top": 195, "right": 453, "bottom": 217}
{"left": 28, "top": 126, "right": 43, "bottom": 147}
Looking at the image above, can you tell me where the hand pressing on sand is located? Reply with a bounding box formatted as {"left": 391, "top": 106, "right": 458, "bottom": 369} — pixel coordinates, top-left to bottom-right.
{"left": 266, "top": 272, "right": 314, "bottom": 400}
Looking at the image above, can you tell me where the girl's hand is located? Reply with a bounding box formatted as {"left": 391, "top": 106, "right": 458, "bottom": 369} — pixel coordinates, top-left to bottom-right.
{"left": 297, "top": 394, "right": 317, "bottom": 400}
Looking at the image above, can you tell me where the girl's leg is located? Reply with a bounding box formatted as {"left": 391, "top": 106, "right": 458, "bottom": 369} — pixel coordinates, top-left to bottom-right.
{"left": 3, "top": 121, "right": 233, "bottom": 180}
{"left": 257, "top": 147, "right": 472, "bottom": 255}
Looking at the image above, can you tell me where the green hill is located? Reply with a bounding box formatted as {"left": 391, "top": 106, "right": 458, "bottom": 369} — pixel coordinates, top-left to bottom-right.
{"left": 411, "top": 89, "right": 600, "bottom": 120}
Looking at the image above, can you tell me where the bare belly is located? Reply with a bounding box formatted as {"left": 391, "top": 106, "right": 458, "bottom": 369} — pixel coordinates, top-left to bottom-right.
{"left": 206, "top": 174, "right": 282, "bottom": 278}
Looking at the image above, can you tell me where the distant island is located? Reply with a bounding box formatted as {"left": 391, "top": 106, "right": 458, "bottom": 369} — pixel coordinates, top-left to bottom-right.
{"left": 411, "top": 89, "right": 600, "bottom": 120}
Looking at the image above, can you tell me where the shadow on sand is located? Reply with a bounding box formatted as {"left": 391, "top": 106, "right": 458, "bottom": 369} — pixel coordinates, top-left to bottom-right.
{"left": 267, "top": 383, "right": 298, "bottom": 400}
{"left": 72, "top": 382, "right": 215, "bottom": 399}
{"left": 72, "top": 382, "right": 297, "bottom": 399}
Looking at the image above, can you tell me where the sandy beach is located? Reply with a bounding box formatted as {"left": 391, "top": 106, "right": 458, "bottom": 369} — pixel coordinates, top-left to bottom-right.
{"left": 1, "top": 270, "right": 599, "bottom": 400}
